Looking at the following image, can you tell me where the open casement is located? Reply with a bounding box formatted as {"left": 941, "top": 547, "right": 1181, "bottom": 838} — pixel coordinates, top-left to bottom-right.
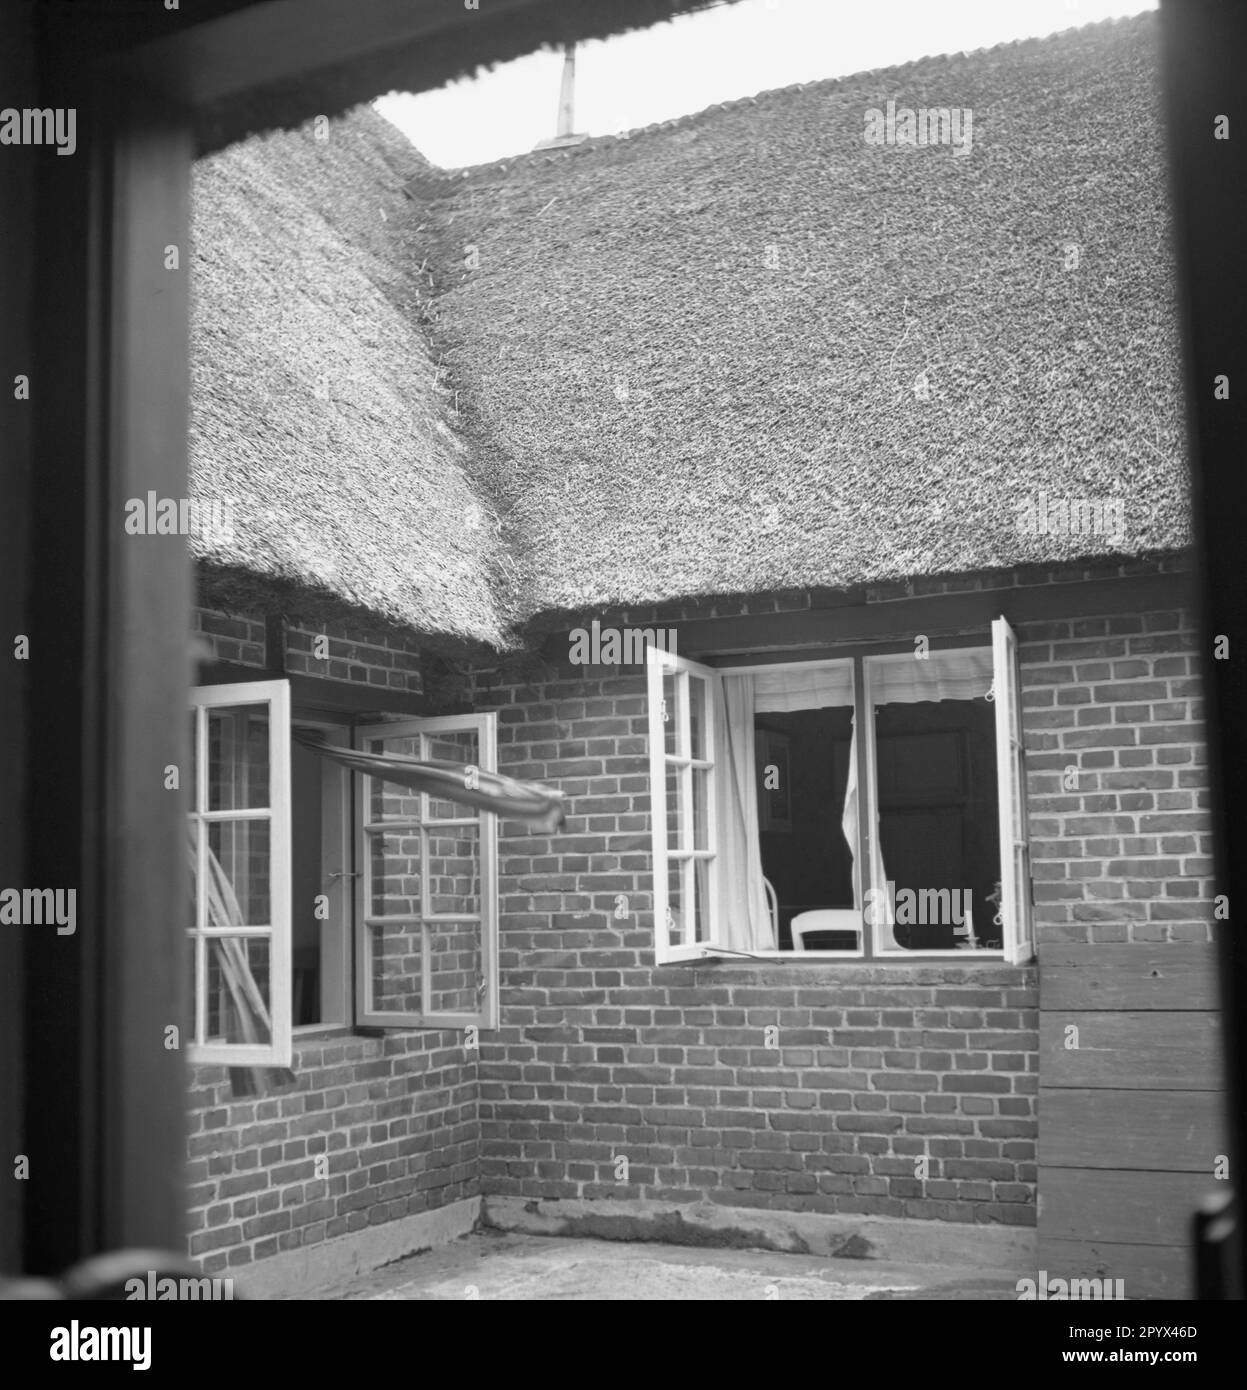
{"left": 993, "top": 617, "right": 1035, "bottom": 965}
{"left": 354, "top": 713, "right": 499, "bottom": 1030}
{"left": 188, "top": 679, "right": 292, "bottom": 1067}
{"left": 647, "top": 645, "right": 723, "bottom": 963}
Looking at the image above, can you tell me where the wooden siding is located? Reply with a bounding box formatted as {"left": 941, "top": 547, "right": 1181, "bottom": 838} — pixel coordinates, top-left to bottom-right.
{"left": 1038, "top": 942, "right": 1226, "bottom": 1299}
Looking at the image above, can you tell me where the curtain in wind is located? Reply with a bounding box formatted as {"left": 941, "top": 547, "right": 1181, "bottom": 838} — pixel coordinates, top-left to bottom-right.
{"left": 293, "top": 730, "right": 566, "bottom": 831}
{"left": 714, "top": 674, "right": 775, "bottom": 951}
{"left": 842, "top": 716, "right": 897, "bottom": 949}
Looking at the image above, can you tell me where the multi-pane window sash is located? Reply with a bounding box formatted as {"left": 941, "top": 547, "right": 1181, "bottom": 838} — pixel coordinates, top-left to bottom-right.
{"left": 354, "top": 713, "right": 499, "bottom": 1030}
{"left": 647, "top": 649, "right": 721, "bottom": 963}
{"left": 187, "top": 688, "right": 502, "bottom": 1059}
{"left": 187, "top": 679, "right": 292, "bottom": 1067}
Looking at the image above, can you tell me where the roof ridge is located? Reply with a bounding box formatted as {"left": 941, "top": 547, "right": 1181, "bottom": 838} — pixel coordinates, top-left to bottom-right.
{"left": 414, "top": 9, "right": 1155, "bottom": 180}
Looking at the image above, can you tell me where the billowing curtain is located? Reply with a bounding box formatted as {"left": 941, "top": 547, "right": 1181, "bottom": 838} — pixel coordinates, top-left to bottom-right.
{"left": 842, "top": 715, "right": 898, "bottom": 949}
{"left": 714, "top": 674, "right": 775, "bottom": 951}
{"left": 293, "top": 730, "right": 566, "bottom": 830}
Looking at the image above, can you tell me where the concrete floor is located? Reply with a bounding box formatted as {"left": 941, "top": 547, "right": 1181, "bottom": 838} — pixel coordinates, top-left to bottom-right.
{"left": 305, "top": 1231, "right": 1022, "bottom": 1301}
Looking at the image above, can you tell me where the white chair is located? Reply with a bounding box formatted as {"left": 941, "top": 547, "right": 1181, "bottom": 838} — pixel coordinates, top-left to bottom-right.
{"left": 763, "top": 877, "right": 779, "bottom": 941}
{"left": 790, "top": 908, "right": 862, "bottom": 952}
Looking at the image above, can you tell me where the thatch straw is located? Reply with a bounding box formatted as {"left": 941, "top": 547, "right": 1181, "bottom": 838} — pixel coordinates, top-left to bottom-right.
{"left": 190, "top": 106, "right": 510, "bottom": 646}
{"left": 412, "top": 12, "right": 1187, "bottom": 623}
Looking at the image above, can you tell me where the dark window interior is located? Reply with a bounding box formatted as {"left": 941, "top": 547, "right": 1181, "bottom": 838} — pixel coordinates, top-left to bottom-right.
{"left": 875, "top": 699, "right": 1001, "bottom": 950}
{"left": 290, "top": 729, "right": 326, "bottom": 1024}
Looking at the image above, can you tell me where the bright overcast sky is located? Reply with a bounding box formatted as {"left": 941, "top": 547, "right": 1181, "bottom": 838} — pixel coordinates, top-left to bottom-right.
{"left": 376, "top": 0, "right": 1156, "bottom": 169}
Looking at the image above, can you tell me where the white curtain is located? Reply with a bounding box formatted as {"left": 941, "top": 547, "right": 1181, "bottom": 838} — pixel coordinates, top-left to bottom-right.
{"left": 714, "top": 674, "right": 775, "bottom": 951}
{"left": 842, "top": 715, "right": 897, "bottom": 949}
{"left": 754, "top": 663, "right": 853, "bottom": 713}
{"left": 868, "top": 648, "right": 992, "bottom": 704}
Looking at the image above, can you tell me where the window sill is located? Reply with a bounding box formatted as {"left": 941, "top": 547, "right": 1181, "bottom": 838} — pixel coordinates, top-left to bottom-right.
{"left": 667, "top": 957, "right": 1037, "bottom": 987}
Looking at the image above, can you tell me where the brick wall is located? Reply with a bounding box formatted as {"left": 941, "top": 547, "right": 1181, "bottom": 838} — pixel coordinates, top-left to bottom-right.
{"left": 186, "top": 1034, "right": 478, "bottom": 1274}
{"left": 466, "top": 560, "right": 1206, "bottom": 1233}
{"left": 1017, "top": 606, "right": 1211, "bottom": 946}
{"left": 184, "top": 561, "right": 1212, "bottom": 1272}
{"left": 469, "top": 663, "right": 1040, "bottom": 1227}
{"left": 193, "top": 606, "right": 424, "bottom": 695}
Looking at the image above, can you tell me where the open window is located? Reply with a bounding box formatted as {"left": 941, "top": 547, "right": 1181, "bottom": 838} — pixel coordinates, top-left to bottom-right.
{"left": 354, "top": 713, "right": 499, "bottom": 1029}
{"left": 647, "top": 617, "right": 1034, "bottom": 964}
{"left": 188, "top": 679, "right": 292, "bottom": 1067}
{"left": 993, "top": 615, "right": 1035, "bottom": 965}
{"left": 647, "top": 648, "right": 723, "bottom": 962}
{"left": 187, "top": 687, "right": 500, "bottom": 1057}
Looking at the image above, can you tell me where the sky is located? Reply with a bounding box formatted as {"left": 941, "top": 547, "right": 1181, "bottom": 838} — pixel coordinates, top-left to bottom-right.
{"left": 375, "top": 0, "right": 1156, "bottom": 169}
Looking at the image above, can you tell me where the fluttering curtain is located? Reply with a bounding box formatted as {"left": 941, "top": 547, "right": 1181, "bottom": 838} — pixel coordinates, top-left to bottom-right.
{"left": 714, "top": 674, "right": 776, "bottom": 951}
{"left": 293, "top": 730, "right": 567, "bottom": 831}
{"left": 842, "top": 715, "right": 898, "bottom": 950}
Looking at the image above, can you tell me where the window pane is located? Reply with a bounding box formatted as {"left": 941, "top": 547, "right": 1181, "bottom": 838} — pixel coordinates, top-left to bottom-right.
{"left": 189, "top": 712, "right": 199, "bottom": 811}
{"left": 693, "top": 858, "right": 711, "bottom": 944}
{"left": 665, "top": 763, "right": 681, "bottom": 852}
{"left": 692, "top": 767, "right": 711, "bottom": 851}
{"left": 874, "top": 698, "right": 1000, "bottom": 951}
{"left": 205, "top": 936, "right": 271, "bottom": 1046}
{"left": 689, "top": 676, "right": 709, "bottom": 761}
{"left": 661, "top": 669, "right": 680, "bottom": 758}
{"left": 206, "top": 819, "right": 271, "bottom": 926}
{"left": 426, "top": 824, "right": 480, "bottom": 916}
{"left": 188, "top": 819, "right": 201, "bottom": 927}
{"left": 751, "top": 704, "right": 855, "bottom": 951}
{"left": 364, "top": 736, "right": 422, "bottom": 822}
{"left": 666, "top": 858, "right": 685, "bottom": 945}
{"left": 208, "top": 705, "right": 269, "bottom": 810}
{"left": 428, "top": 923, "right": 482, "bottom": 1015}
{"left": 369, "top": 920, "right": 422, "bottom": 1015}
{"left": 425, "top": 728, "right": 480, "bottom": 821}
{"left": 188, "top": 933, "right": 200, "bottom": 1041}
{"left": 369, "top": 829, "right": 421, "bottom": 917}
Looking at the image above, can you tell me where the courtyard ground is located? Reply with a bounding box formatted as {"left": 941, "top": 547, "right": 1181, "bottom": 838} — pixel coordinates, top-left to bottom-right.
{"left": 299, "top": 1230, "right": 1024, "bottom": 1301}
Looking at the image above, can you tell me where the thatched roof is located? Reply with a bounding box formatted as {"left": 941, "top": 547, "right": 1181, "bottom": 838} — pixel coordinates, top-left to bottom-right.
{"left": 189, "top": 105, "right": 511, "bottom": 646}
{"left": 414, "top": 11, "right": 1187, "bottom": 622}
{"left": 191, "top": 13, "right": 1188, "bottom": 647}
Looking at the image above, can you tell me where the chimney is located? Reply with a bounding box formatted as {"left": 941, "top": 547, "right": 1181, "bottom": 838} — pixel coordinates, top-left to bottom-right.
{"left": 534, "top": 43, "right": 589, "bottom": 149}
{"left": 557, "top": 44, "right": 576, "bottom": 137}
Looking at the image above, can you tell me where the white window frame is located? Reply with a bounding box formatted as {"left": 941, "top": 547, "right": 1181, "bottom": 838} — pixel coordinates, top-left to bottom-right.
{"left": 646, "top": 647, "right": 722, "bottom": 963}
{"left": 188, "top": 678, "right": 292, "bottom": 1067}
{"left": 994, "top": 616, "right": 1035, "bottom": 965}
{"left": 862, "top": 645, "right": 1001, "bottom": 959}
{"left": 719, "top": 655, "right": 863, "bottom": 960}
{"left": 353, "top": 712, "right": 499, "bottom": 1030}
{"left": 647, "top": 621, "right": 1034, "bottom": 965}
